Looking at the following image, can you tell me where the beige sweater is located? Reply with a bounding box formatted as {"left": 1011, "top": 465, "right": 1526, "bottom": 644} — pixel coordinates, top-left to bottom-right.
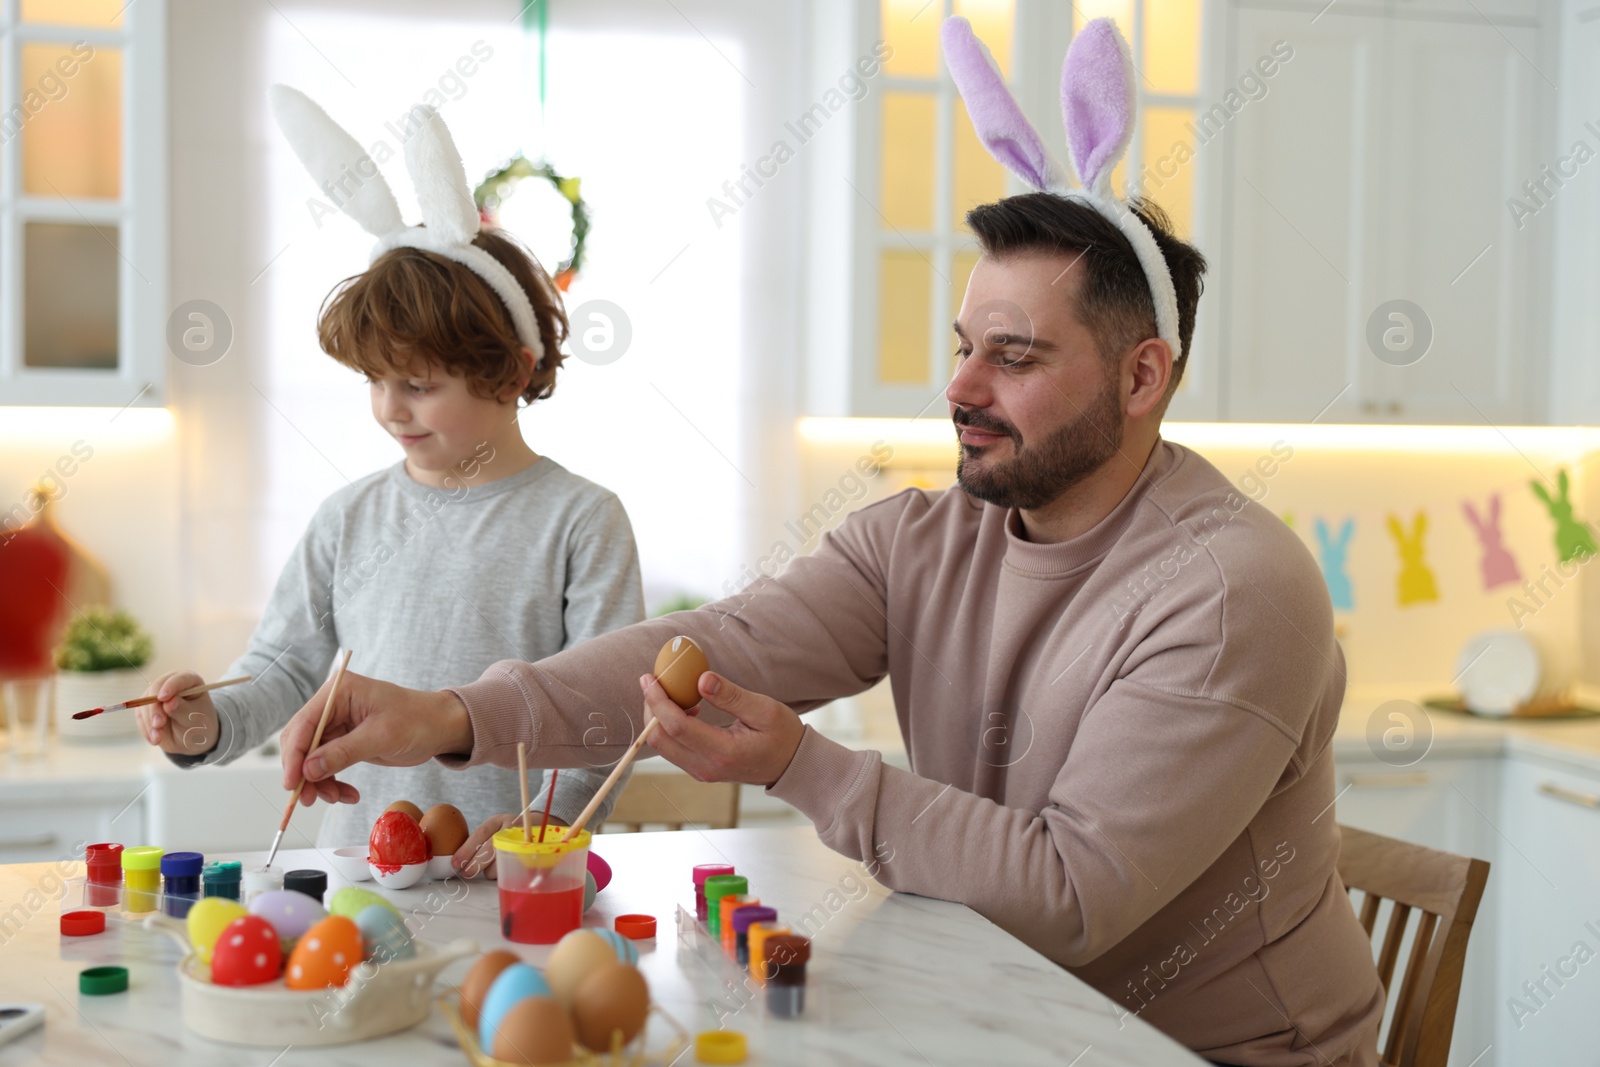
{"left": 445, "top": 439, "right": 1384, "bottom": 1066}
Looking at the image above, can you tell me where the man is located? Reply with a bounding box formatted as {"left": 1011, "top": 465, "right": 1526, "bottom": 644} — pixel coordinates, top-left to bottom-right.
{"left": 274, "top": 192, "right": 1383, "bottom": 1065}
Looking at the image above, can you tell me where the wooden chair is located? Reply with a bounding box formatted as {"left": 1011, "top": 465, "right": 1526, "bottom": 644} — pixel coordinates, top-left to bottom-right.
{"left": 601, "top": 773, "right": 740, "bottom": 832}
{"left": 1336, "top": 825, "right": 1490, "bottom": 1067}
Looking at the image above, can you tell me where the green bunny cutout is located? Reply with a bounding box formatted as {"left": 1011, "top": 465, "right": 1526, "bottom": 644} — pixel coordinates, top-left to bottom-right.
{"left": 1530, "top": 469, "right": 1599, "bottom": 565}
{"left": 1386, "top": 511, "right": 1439, "bottom": 607}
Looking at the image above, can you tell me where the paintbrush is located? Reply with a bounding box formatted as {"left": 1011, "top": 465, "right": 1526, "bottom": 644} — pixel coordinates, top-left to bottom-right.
{"left": 265, "top": 650, "right": 352, "bottom": 868}
{"left": 71, "top": 676, "right": 251, "bottom": 720}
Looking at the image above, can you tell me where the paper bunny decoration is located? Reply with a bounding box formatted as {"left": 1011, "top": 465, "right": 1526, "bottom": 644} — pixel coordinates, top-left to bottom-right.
{"left": 1461, "top": 494, "right": 1522, "bottom": 590}
{"left": 1313, "top": 517, "right": 1355, "bottom": 612}
{"left": 268, "top": 85, "right": 549, "bottom": 366}
{"left": 941, "top": 16, "right": 1181, "bottom": 358}
{"left": 1530, "top": 469, "right": 1598, "bottom": 565}
{"left": 1386, "top": 511, "right": 1439, "bottom": 607}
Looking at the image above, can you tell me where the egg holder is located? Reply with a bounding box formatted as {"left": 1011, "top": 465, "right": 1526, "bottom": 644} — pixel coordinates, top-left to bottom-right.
{"left": 138, "top": 911, "right": 478, "bottom": 1046}
{"left": 437, "top": 991, "right": 689, "bottom": 1067}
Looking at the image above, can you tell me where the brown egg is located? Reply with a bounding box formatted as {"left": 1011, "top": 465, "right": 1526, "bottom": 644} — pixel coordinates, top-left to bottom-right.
{"left": 420, "top": 803, "right": 470, "bottom": 857}
{"left": 459, "top": 949, "right": 521, "bottom": 1031}
{"left": 653, "top": 636, "right": 709, "bottom": 709}
{"left": 571, "top": 962, "right": 650, "bottom": 1053}
{"left": 491, "top": 996, "right": 576, "bottom": 1066}
{"left": 385, "top": 800, "right": 423, "bottom": 822}
{"left": 545, "top": 930, "right": 617, "bottom": 1009}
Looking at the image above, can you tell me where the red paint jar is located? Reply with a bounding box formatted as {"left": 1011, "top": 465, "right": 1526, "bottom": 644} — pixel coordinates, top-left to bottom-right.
{"left": 85, "top": 843, "right": 123, "bottom": 907}
{"left": 692, "top": 864, "right": 734, "bottom": 923}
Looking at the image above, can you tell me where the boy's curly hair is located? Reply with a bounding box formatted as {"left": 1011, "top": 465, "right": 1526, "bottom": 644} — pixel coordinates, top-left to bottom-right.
{"left": 316, "top": 227, "right": 568, "bottom": 404}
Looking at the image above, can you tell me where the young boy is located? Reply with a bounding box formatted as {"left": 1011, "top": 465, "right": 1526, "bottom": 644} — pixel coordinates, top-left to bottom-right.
{"left": 137, "top": 226, "right": 641, "bottom": 866}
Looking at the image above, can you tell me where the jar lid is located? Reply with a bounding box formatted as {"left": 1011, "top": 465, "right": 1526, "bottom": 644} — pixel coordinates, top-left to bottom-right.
{"left": 120, "top": 846, "right": 163, "bottom": 872}
{"left": 692, "top": 863, "right": 735, "bottom": 887}
{"left": 701, "top": 875, "right": 747, "bottom": 900}
{"left": 160, "top": 851, "right": 204, "bottom": 877}
{"left": 60, "top": 910, "right": 106, "bottom": 937}
{"left": 79, "top": 965, "right": 128, "bottom": 995}
{"left": 730, "top": 906, "right": 778, "bottom": 934}
{"left": 694, "top": 1029, "right": 747, "bottom": 1064}
{"left": 765, "top": 935, "right": 811, "bottom": 967}
{"left": 615, "top": 913, "right": 656, "bottom": 939}
{"left": 203, "top": 861, "right": 242, "bottom": 882}
{"left": 84, "top": 843, "right": 123, "bottom": 863}
{"left": 284, "top": 869, "right": 327, "bottom": 899}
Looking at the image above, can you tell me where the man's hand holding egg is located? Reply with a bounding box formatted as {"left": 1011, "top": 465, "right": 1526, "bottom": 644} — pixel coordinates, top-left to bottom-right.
{"left": 640, "top": 636, "right": 805, "bottom": 788}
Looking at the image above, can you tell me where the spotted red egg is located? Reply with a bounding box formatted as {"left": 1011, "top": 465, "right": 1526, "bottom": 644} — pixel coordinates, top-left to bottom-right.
{"left": 210, "top": 915, "right": 283, "bottom": 987}
{"left": 285, "top": 915, "right": 364, "bottom": 990}
{"left": 368, "top": 810, "right": 428, "bottom": 870}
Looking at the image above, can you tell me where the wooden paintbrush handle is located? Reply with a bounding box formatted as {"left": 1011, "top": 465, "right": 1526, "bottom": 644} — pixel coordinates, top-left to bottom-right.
{"left": 562, "top": 717, "right": 660, "bottom": 840}
{"left": 279, "top": 651, "right": 354, "bottom": 830}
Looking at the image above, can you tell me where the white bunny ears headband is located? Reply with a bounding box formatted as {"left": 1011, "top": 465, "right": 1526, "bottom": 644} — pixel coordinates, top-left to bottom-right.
{"left": 268, "top": 85, "right": 550, "bottom": 367}
{"left": 941, "top": 17, "right": 1182, "bottom": 359}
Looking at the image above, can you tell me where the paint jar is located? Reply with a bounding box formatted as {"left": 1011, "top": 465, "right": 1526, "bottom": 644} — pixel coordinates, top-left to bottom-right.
{"left": 701, "top": 874, "right": 747, "bottom": 938}
{"left": 765, "top": 935, "right": 810, "bottom": 1018}
{"left": 692, "top": 864, "right": 735, "bottom": 922}
{"left": 748, "top": 921, "right": 791, "bottom": 985}
{"left": 719, "top": 894, "right": 760, "bottom": 956}
{"left": 284, "top": 869, "right": 327, "bottom": 904}
{"left": 202, "top": 861, "right": 241, "bottom": 900}
{"left": 731, "top": 906, "right": 777, "bottom": 967}
{"left": 84, "top": 843, "right": 123, "bottom": 907}
{"left": 120, "top": 847, "right": 163, "bottom": 914}
{"left": 242, "top": 866, "right": 283, "bottom": 905}
{"left": 160, "top": 852, "right": 204, "bottom": 919}
{"left": 493, "top": 826, "right": 591, "bottom": 944}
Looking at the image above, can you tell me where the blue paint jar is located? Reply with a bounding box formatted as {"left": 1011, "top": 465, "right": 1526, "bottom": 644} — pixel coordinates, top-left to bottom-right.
{"left": 160, "top": 852, "right": 204, "bottom": 918}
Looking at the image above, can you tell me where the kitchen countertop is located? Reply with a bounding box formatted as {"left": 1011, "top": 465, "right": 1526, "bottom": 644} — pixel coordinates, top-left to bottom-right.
{"left": 1332, "top": 691, "right": 1600, "bottom": 775}
{"left": 0, "top": 827, "right": 1204, "bottom": 1067}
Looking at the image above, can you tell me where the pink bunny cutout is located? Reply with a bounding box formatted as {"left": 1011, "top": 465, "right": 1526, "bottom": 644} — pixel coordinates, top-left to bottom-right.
{"left": 1461, "top": 494, "right": 1521, "bottom": 590}
{"left": 941, "top": 15, "right": 1181, "bottom": 358}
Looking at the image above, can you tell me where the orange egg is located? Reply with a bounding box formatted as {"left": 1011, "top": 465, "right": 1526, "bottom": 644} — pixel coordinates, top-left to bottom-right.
{"left": 459, "top": 949, "right": 521, "bottom": 1030}
{"left": 491, "top": 996, "right": 576, "bottom": 1065}
{"left": 571, "top": 961, "right": 650, "bottom": 1052}
{"left": 420, "top": 803, "right": 470, "bottom": 857}
{"left": 653, "top": 636, "right": 709, "bottom": 709}
{"left": 385, "top": 800, "right": 424, "bottom": 822}
{"left": 285, "top": 915, "right": 363, "bottom": 990}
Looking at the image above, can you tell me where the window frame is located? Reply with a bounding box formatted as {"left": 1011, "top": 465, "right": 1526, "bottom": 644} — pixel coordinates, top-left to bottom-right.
{"left": 837, "top": 0, "right": 1211, "bottom": 418}
{"left": 0, "top": 0, "right": 167, "bottom": 407}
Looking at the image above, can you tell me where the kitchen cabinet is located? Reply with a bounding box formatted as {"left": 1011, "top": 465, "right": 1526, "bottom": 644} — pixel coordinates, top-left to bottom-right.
{"left": 1493, "top": 754, "right": 1600, "bottom": 1067}
{"left": 1333, "top": 755, "right": 1499, "bottom": 1067}
{"left": 1545, "top": 0, "right": 1600, "bottom": 424}
{"left": 1186, "top": 0, "right": 1551, "bottom": 424}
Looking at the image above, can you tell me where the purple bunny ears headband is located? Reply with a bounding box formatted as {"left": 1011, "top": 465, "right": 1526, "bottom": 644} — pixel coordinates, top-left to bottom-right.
{"left": 942, "top": 17, "right": 1181, "bottom": 358}
{"left": 268, "top": 85, "right": 552, "bottom": 367}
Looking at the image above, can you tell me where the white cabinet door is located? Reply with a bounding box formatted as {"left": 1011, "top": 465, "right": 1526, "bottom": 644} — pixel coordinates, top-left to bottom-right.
{"left": 1219, "top": 4, "right": 1546, "bottom": 424}
{"left": 1495, "top": 755, "right": 1600, "bottom": 1067}
{"left": 1333, "top": 756, "right": 1499, "bottom": 1067}
{"left": 1221, "top": 8, "right": 1383, "bottom": 423}
{"left": 1545, "top": 0, "right": 1600, "bottom": 424}
{"left": 1367, "top": 18, "right": 1544, "bottom": 425}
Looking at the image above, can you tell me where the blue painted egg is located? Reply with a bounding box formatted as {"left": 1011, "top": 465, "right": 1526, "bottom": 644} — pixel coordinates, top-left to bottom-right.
{"left": 594, "top": 927, "right": 639, "bottom": 965}
{"left": 355, "top": 903, "right": 415, "bottom": 963}
{"left": 248, "top": 889, "right": 326, "bottom": 940}
{"left": 478, "top": 963, "right": 554, "bottom": 1053}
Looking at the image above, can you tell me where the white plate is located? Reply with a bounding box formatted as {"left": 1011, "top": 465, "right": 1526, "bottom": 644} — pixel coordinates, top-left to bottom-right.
{"left": 1456, "top": 629, "right": 1540, "bottom": 717}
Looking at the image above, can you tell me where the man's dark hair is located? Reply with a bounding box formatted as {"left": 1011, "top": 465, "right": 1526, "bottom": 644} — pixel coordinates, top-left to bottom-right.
{"left": 965, "top": 193, "right": 1207, "bottom": 396}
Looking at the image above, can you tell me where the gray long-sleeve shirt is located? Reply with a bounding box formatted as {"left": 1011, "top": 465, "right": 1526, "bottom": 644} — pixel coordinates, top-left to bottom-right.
{"left": 177, "top": 455, "right": 644, "bottom": 848}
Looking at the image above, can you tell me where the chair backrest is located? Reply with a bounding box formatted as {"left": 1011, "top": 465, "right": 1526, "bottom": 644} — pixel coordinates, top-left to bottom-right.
{"left": 1336, "top": 824, "right": 1491, "bottom": 1067}
{"left": 603, "top": 773, "right": 741, "bottom": 832}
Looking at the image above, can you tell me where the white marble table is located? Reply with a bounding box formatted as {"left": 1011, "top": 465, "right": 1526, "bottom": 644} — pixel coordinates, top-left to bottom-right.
{"left": 0, "top": 827, "right": 1204, "bottom": 1066}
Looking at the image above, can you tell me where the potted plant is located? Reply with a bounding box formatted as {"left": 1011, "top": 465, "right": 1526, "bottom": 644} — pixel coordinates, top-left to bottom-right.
{"left": 53, "top": 607, "right": 153, "bottom": 743}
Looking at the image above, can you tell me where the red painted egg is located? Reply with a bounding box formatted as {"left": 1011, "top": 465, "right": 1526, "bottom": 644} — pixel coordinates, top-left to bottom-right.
{"left": 368, "top": 810, "right": 428, "bottom": 869}
{"left": 210, "top": 915, "right": 283, "bottom": 986}
{"left": 285, "top": 915, "right": 364, "bottom": 990}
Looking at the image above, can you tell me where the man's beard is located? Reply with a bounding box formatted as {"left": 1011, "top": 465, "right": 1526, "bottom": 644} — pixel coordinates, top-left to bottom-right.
{"left": 954, "top": 373, "right": 1125, "bottom": 510}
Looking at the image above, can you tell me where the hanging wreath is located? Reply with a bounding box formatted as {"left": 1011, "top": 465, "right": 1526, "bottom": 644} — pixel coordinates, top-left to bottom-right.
{"left": 473, "top": 154, "right": 590, "bottom": 292}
